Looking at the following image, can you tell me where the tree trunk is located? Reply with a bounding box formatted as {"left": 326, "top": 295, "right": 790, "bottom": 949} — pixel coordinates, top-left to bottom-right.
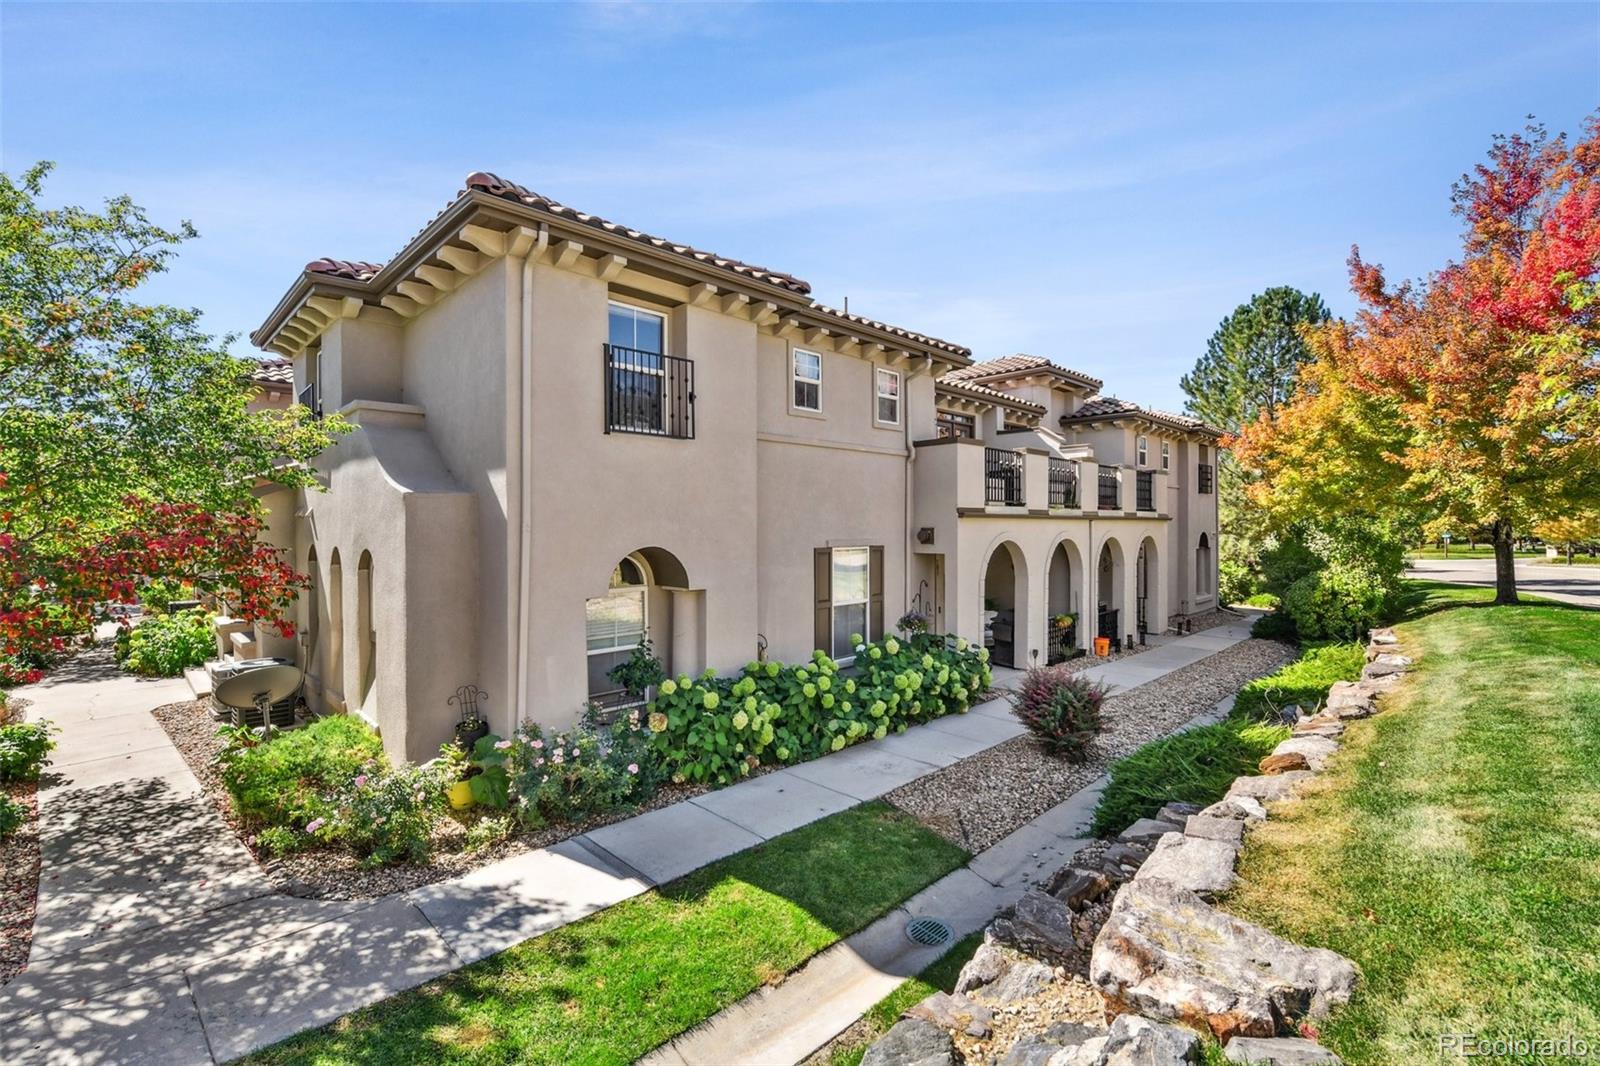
{"left": 1492, "top": 517, "right": 1519, "bottom": 604}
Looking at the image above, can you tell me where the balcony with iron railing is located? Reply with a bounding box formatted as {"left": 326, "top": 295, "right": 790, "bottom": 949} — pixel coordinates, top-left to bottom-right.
{"left": 1098, "top": 467, "right": 1121, "bottom": 511}
{"left": 603, "top": 344, "right": 695, "bottom": 439}
{"left": 1048, "top": 459, "right": 1080, "bottom": 509}
{"left": 984, "top": 447, "right": 1025, "bottom": 506}
{"left": 1136, "top": 470, "right": 1155, "bottom": 512}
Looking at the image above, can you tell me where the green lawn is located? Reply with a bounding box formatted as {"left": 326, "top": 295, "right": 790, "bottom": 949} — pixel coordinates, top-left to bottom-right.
{"left": 1221, "top": 596, "right": 1600, "bottom": 1064}
{"left": 1409, "top": 546, "right": 1599, "bottom": 565}
{"left": 246, "top": 802, "right": 969, "bottom": 1066}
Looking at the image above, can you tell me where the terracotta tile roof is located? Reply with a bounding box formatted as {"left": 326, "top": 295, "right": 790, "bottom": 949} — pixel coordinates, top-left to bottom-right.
{"left": 811, "top": 303, "right": 970, "bottom": 358}
{"left": 305, "top": 258, "right": 384, "bottom": 281}
{"left": 464, "top": 172, "right": 812, "bottom": 296}
{"left": 1060, "top": 396, "right": 1224, "bottom": 437}
{"left": 943, "top": 354, "right": 1103, "bottom": 391}
{"left": 248, "top": 358, "right": 294, "bottom": 386}
{"left": 936, "top": 377, "right": 1046, "bottom": 413}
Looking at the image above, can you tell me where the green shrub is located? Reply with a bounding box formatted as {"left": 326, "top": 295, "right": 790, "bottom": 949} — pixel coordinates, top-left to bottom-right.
{"left": 0, "top": 792, "right": 26, "bottom": 840}
{"left": 254, "top": 824, "right": 304, "bottom": 858}
{"left": 1250, "top": 611, "right": 1297, "bottom": 641}
{"left": 1233, "top": 643, "right": 1365, "bottom": 720}
{"left": 219, "top": 714, "right": 385, "bottom": 828}
{"left": 1244, "top": 592, "right": 1281, "bottom": 609}
{"left": 0, "top": 721, "right": 55, "bottom": 783}
{"left": 1092, "top": 718, "right": 1290, "bottom": 835}
{"left": 119, "top": 609, "right": 213, "bottom": 676}
{"left": 138, "top": 578, "right": 191, "bottom": 615}
{"left": 1283, "top": 566, "right": 1391, "bottom": 642}
{"left": 312, "top": 762, "right": 447, "bottom": 867}
{"left": 643, "top": 635, "right": 991, "bottom": 786}
{"left": 1218, "top": 558, "right": 1258, "bottom": 606}
{"left": 1011, "top": 667, "right": 1107, "bottom": 760}
{"left": 465, "top": 814, "right": 517, "bottom": 853}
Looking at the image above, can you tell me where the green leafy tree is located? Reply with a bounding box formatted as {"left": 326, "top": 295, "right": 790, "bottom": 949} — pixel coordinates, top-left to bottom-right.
{"left": 0, "top": 162, "right": 346, "bottom": 679}
{"left": 1181, "top": 287, "right": 1331, "bottom": 600}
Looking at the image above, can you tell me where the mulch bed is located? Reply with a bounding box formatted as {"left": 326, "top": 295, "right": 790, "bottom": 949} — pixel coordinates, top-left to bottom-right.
{"left": 0, "top": 780, "right": 41, "bottom": 987}
{"left": 152, "top": 699, "right": 710, "bottom": 900}
{"left": 888, "top": 638, "right": 1296, "bottom": 852}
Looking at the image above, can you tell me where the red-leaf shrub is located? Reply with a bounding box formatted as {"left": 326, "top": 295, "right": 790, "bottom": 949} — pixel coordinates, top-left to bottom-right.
{"left": 1012, "top": 667, "right": 1107, "bottom": 761}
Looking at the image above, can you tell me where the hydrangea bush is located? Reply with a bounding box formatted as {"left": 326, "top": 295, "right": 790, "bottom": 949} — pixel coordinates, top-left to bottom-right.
{"left": 644, "top": 634, "right": 991, "bottom": 785}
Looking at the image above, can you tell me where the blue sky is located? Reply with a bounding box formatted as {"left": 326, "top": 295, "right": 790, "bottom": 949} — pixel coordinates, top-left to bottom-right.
{"left": 3, "top": 2, "right": 1596, "bottom": 412}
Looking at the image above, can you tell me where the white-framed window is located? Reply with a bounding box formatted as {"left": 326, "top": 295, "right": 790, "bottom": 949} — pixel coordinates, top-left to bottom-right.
{"left": 607, "top": 302, "right": 668, "bottom": 433}
{"left": 793, "top": 348, "right": 822, "bottom": 411}
{"left": 1160, "top": 441, "right": 1171, "bottom": 471}
{"left": 831, "top": 546, "right": 870, "bottom": 659}
{"left": 1136, "top": 435, "right": 1149, "bottom": 467}
{"left": 586, "top": 557, "right": 648, "bottom": 656}
{"left": 875, "top": 367, "right": 901, "bottom": 425}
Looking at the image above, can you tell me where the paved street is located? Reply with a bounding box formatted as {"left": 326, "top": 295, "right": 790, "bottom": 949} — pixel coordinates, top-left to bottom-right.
{"left": 1407, "top": 557, "right": 1600, "bottom": 609}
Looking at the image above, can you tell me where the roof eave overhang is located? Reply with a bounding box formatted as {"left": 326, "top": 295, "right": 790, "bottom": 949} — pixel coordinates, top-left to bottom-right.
{"left": 251, "top": 190, "right": 972, "bottom": 368}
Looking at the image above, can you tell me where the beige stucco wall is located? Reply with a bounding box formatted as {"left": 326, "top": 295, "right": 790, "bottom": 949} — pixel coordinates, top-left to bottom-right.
{"left": 294, "top": 402, "right": 476, "bottom": 762}
{"left": 520, "top": 261, "right": 761, "bottom": 728}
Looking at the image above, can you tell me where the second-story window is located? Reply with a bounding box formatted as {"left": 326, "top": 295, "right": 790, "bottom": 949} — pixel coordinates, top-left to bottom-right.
{"left": 937, "top": 410, "right": 975, "bottom": 438}
{"left": 875, "top": 367, "right": 901, "bottom": 425}
{"left": 606, "top": 302, "right": 670, "bottom": 435}
{"left": 793, "top": 349, "right": 822, "bottom": 412}
{"left": 1161, "top": 441, "right": 1171, "bottom": 471}
{"left": 1137, "top": 435, "right": 1149, "bottom": 467}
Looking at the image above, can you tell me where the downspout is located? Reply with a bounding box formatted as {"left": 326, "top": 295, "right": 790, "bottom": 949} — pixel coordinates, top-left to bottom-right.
{"left": 902, "top": 355, "right": 934, "bottom": 621}
{"left": 507, "top": 224, "right": 547, "bottom": 730}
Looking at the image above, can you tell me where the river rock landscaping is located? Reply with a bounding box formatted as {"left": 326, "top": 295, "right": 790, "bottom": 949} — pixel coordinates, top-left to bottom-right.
{"left": 886, "top": 638, "right": 1296, "bottom": 852}
{"left": 854, "top": 628, "right": 1410, "bottom": 1066}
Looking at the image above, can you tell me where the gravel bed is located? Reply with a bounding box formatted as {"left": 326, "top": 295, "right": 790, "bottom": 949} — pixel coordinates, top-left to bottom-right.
{"left": 887, "top": 638, "right": 1296, "bottom": 852}
{"left": 152, "top": 699, "right": 710, "bottom": 900}
{"left": 0, "top": 780, "right": 41, "bottom": 987}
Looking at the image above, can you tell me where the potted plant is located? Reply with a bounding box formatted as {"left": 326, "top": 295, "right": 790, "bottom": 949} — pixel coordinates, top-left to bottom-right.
{"left": 1053, "top": 613, "right": 1077, "bottom": 630}
{"left": 438, "top": 743, "right": 475, "bottom": 810}
{"left": 454, "top": 710, "right": 489, "bottom": 751}
{"left": 467, "top": 734, "right": 511, "bottom": 808}
{"left": 607, "top": 639, "right": 666, "bottom": 702}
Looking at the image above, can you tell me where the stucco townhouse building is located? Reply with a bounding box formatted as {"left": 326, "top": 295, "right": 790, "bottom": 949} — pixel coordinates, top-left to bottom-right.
{"left": 242, "top": 173, "right": 1223, "bottom": 762}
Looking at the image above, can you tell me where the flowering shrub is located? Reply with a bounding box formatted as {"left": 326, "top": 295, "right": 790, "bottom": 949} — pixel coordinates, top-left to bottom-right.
{"left": 118, "top": 608, "right": 214, "bottom": 677}
{"left": 313, "top": 762, "right": 447, "bottom": 867}
{"left": 1012, "top": 666, "right": 1107, "bottom": 761}
{"left": 0, "top": 720, "right": 55, "bottom": 783}
{"left": 507, "top": 704, "right": 659, "bottom": 825}
{"left": 645, "top": 635, "right": 991, "bottom": 785}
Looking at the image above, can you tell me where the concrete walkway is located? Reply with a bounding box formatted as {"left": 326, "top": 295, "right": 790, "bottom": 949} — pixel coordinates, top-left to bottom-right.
{"left": 1, "top": 617, "right": 1254, "bottom": 1064}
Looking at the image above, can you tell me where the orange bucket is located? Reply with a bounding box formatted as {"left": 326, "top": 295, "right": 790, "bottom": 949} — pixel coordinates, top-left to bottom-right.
{"left": 1093, "top": 636, "right": 1111, "bottom": 657}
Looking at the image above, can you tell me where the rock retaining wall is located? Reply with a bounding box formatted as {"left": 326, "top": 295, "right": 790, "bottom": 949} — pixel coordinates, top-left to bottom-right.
{"left": 861, "top": 628, "right": 1413, "bottom": 1066}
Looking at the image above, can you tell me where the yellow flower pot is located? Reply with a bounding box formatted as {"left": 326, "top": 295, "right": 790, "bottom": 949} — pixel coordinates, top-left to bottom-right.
{"left": 446, "top": 780, "right": 475, "bottom": 810}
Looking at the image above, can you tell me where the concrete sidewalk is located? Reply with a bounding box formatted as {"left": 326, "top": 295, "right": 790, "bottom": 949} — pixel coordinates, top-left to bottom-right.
{"left": 2, "top": 618, "right": 1254, "bottom": 1064}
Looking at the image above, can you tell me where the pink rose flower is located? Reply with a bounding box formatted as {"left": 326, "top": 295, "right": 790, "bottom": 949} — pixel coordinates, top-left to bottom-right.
{"left": 305, "top": 818, "right": 325, "bottom": 834}
{"left": 495, "top": 739, "right": 512, "bottom": 750}
{"left": 354, "top": 774, "right": 367, "bottom": 788}
{"left": 532, "top": 739, "right": 544, "bottom": 749}
{"left": 627, "top": 763, "right": 639, "bottom": 774}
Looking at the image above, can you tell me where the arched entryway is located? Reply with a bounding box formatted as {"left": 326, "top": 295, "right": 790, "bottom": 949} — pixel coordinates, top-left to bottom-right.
{"left": 303, "top": 546, "right": 321, "bottom": 680}
{"left": 1196, "top": 533, "right": 1213, "bottom": 600}
{"left": 586, "top": 547, "right": 692, "bottom": 711}
{"left": 1096, "top": 538, "right": 1125, "bottom": 651}
{"left": 982, "top": 540, "right": 1029, "bottom": 668}
{"left": 326, "top": 548, "right": 345, "bottom": 706}
{"left": 1136, "top": 536, "right": 1160, "bottom": 642}
{"left": 356, "top": 551, "right": 376, "bottom": 713}
{"left": 1047, "top": 539, "right": 1083, "bottom": 663}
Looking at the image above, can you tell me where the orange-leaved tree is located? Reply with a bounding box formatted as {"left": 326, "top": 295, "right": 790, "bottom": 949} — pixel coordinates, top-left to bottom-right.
{"left": 1235, "top": 117, "right": 1600, "bottom": 604}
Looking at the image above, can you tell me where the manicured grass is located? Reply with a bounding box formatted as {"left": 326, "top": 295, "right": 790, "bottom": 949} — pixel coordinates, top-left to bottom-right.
{"left": 1091, "top": 644, "right": 1365, "bottom": 836}
{"left": 1221, "top": 599, "right": 1600, "bottom": 1064}
{"left": 246, "top": 802, "right": 969, "bottom": 1066}
{"left": 824, "top": 932, "right": 984, "bottom": 1066}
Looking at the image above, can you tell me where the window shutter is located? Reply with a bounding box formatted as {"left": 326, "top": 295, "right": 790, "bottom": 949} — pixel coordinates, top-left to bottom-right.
{"left": 814, "top": 548, "right": 832, "bottom": 654}
{"left": 869, "top": 546, "right": 885, "bottom": 642}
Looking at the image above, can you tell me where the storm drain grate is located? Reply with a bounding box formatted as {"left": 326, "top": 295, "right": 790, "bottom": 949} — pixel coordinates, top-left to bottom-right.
{"left": 904, "top": 916, "right": 954, "bottom": 948}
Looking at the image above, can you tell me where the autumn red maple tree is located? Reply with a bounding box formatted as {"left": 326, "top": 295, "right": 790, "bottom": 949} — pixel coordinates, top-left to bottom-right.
{"left": 1236, "top": 117, "right": 1600, "bottom": 603}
